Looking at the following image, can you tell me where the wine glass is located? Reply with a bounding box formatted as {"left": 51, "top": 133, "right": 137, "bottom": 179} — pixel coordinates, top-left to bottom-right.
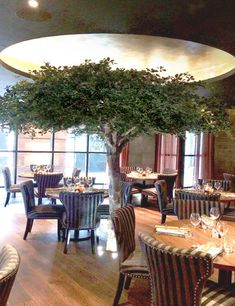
{"left": 216, "top": 221, "right": 228, "bottom": 238}
{"left": 87, "top": 177, "right": 93, "bottom": 191}
{"left": 66, "top": 177, "right": 73, "bottom": 190}
{"left": 214, "top": 181, "right": 221, "bottom": 191}
{"left": 146, "top": 167, "right": 152, "bottom": 174}
{"left": 190, "top": 213, "right": 201, "bottom": 228}
{"left": 32, "top": 165, "right": 37, "bottom": 173}
{"left": 210, "top": 207, "right": 220, "bottom": 221}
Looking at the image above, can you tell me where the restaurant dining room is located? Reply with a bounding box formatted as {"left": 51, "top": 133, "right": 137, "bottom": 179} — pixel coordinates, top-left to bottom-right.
{"left": 0, "top": 1, "right": 235, "bottom": 306}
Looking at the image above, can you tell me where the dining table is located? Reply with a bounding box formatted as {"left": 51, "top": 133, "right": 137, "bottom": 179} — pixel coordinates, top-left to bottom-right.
{"left": 149, "top": 219, "right": 235, "bottom": 287}
{"left": 126, "top": 171, "right": 159, "bottom": 186}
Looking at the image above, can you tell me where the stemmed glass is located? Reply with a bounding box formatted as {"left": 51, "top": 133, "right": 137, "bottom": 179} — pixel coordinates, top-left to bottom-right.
{"left": 210, "top": 207, "right": 220, "bottom": 221}
{"left": 32, "top": 165, "right": 37, "bottom": 173}
{"left": 216, "top": 221, "right": 229, "bottom": 249}
{"left": 146, "top": 167, "right": 152, "bottom": 174}
{"left": 66, "top": 177, "right": 73, "bottom": 191}
{"left": 190, "top": 213, "right": 201, "bottom": 228}
{"left": 87, "top": 177, "right": 93, "bottom": 191}
{"left": 214, "top": 181, "right": 221, "bottom": 191}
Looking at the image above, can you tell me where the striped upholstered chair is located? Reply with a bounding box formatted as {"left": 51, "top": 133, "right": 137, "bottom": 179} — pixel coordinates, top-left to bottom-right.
{"left": 173, "top": 198, "right": 223, "bottom": 220}
{"left": 175, "top": 189, "right": 221, "bottom": 201}
{"left": 0, "top": 244, "right": 20, "bottom": 306}
{"left": 59, "top": 191, "right": 104, "bottom": 254}
{"left": 34, "top": 172, "right": 63, "bottom": 204}
{"left": 111, "top": 206, "right": 150, "bottom": 306}
{"left": 198, "top": 179, "right": 230, "bottom": 191}
{"left": 141, "top": 173, "right": 177, "bottom": 205}
{"left": 2, "top": 167, "right": 22, "bottom": 207}
{"left": 223, "top": 173, "right": 235, "bottom": 192}
{"left": 139, "top": 232, "right": 235, "bottom": 306}
{"left": 20, "top": 180, "right": 64, "bottom": 240}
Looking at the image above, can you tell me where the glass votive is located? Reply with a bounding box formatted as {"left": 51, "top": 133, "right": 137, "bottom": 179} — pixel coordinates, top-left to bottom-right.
{"left": 223, "top": 237, "right": 234, "bottom": 254}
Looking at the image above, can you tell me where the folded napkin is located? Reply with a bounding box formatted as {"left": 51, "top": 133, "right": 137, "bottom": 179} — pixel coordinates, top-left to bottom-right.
{"left": 195, "top": 243, "right": 223, "bottom": 259}
{"left": 155, "top": 225, "right": 190, "bottom": 237}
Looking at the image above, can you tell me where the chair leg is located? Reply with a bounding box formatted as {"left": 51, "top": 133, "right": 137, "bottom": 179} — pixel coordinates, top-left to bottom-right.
{"left": 91, "top": 229, "right": 95, "bottom": 254}
{"left": 23, "top": 219, "right": 32, "bottom": 240}
{"left": 161, "top": 214, "right": 167, "bottom": 224}
{"left": 63, "top": 229, "right": 70, "bottom": 254}
{"left": 113, "top": 273, "right": 125, "bottom": 306}
{"left": 29, "top": 219, "right": 34, "bottom": 232}
{"left": 4, "top": 192, "right": 11, "bottom": 207}
{"left": 57, "top": 219, "right": 62, "bottom": 242}
{"left": 38, "top": 197, "right": 42, "bottom": 205}
{"left": 124, "top": 275, "right": 132, "bottom": 290}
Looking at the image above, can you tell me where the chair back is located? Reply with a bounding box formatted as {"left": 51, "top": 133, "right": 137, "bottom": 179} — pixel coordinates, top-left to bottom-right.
{"left": 173, "top": 198, "right": 223, "bottom": 219}
{"left": 120, "top": 166, "right": 137, "bottom": 174}
{"left": 2, "top": 167, "right": 11, "bottom": 191}
{"left": 223, "top": 173, "right": 235, "bottom": 192}
{"left": 121, "top": 181, "right": 134, "bottom": 207}
{"left": 72, "top": 168, "right": 81, "bottom": 178}
{"left": 59, "top": 191, "right": 104, "bottom": 229}
{"left": 0, "top": 244, "right": 20, "bottom": 306}
{"left": 111, "top": 206, "right": 135, "bottom": 264}
{"left": 175, "top": 190, "right": 221, "bottom": 201}
{"left": 154, "top": 180, "right": 168, "bottom": 212}
{"left": 20, "top": 180, "right": 36, "bottom": 215}
{"left": 157, "top": 173, "right": 177, "bottom": 200}
{"left": 34, "top": 173, "right": 63, "bottom": 197}
{"left": 139, "top": 232, "right": 213, "bottom": 306}
{"left": 198, "top": 179, "right": 230, "bottom": 191}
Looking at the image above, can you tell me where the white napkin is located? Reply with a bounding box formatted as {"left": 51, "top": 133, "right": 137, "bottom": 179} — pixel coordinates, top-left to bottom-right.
{"left": 155, "top": 226, "right": 189, "bottom": 237}
{"left": 195, "top": 243, "right": 223, "bottom": 258}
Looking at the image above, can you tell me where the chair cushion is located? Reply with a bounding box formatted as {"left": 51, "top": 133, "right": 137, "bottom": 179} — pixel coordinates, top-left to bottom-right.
{"left": 141, "top": 187, "right": 157, "bottom": 197}
{"left": 120, "top": 250, "right": 150, "bottom": 277}
{"left": 28, "top": 204, "right": 64, "bottom": 219}
{"left": 202, "top": 281, "right": 235, "bottom": 305}
{"left": 9, "top": 184, "right": 21, "bottom": 192}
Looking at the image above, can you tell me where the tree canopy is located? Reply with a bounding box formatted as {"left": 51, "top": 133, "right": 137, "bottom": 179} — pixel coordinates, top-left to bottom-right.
{"left": 0, "top": 58, "right": 230, "bottom": 155}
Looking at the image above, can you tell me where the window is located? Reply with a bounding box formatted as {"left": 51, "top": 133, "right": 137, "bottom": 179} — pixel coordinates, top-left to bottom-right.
{"left": 0, "top": 130, "right": 108, "bottom": 186}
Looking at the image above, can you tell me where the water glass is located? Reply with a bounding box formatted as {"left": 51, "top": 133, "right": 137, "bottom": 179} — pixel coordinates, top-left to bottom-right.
{"left": 190, "top": 213, "right": 201, "bottom": 228}
{"left": 224, "top": 237, "right": 234, "bottom": 254}
{"left": 210, "top": 207, "right": 220, "bottom": 221}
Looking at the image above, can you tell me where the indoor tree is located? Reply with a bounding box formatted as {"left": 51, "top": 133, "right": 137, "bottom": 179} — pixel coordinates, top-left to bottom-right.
{"left": 0, "top": 58, "right": 229, "bottom": 211}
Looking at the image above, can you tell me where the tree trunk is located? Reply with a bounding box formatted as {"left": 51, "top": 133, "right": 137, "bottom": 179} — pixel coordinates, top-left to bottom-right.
{"left": 106, "top": 150, "right": 121, "bottom": 212}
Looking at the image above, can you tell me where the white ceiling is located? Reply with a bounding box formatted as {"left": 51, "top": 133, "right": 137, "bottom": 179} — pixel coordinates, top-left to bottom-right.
{"left": 0, "top": 0, "right": 234, "bottom": 95}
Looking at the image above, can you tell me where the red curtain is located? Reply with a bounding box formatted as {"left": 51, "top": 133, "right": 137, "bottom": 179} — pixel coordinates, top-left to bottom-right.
{"left": 120, "top": 143, "right": 129, "bottom": 167}
{"left": 155, "top": 134, "right": 180, "bottom": 173}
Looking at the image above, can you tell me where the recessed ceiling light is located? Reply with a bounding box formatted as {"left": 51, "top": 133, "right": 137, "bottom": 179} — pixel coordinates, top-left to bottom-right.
{"left": 28, "top": 0, "right": 39, "bottom": 8}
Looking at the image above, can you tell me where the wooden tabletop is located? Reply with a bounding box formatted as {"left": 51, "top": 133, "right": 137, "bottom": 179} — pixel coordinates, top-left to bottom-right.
{"left": 126, "top": 172, "right": 159, "bottom": 181}
{"left": 151, "top": 219, "right": 235, "bottom": 272}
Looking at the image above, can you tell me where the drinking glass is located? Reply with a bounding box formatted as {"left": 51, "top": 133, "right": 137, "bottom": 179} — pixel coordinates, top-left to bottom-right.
{"left": 87, "top": 177, "right": 93, "bottom": 191}
{"left": 32, "top": 165, "right": 37, "bottom": 173}
{"left": 66, "top": 177, "right": 73, "bottom": 190}
{"left": 146, "top": 167, "right": 152, "bottom": 174}
{"left": 214, "top": 181, "right": 221, "bottom": 191}
{"left": 210, "top": 207, "right": 220, "bottom": 221}
{"left": 216, "top": 221, "right": 228, "bottom": 238}
{"left": 190, "top": 213, "right": 201, "bottom": 228}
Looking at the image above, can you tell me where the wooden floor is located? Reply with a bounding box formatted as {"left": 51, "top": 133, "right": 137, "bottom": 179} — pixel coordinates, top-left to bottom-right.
{"left": 0, "top": 194, "right": 168, "bottom": 306}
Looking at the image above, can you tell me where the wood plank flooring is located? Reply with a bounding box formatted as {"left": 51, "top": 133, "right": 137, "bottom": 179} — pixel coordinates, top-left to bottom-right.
{"left": 0, "top": 194, "right": 166, "bottom": 306}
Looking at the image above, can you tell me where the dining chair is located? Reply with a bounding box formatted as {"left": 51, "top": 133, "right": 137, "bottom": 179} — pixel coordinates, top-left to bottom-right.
{"left": 223, "top": 173, "right": 235, "bottom": 192}
{"left": 198, "top": 179, "right": 230, "bottom": 191}
{"left": 71, "top": 167, "right": 81, "bottom": 178}
{"left": 0, "top": 244, "right": 20, "bottom": 306}
{"left": 111, "top": 206, "right": 150, "bottom": 306}
{"left": 175, "top": 189, "right": 221, "bottom": 201}
{"left": 59, "top": 191, "right": 104, "bottom": 254}
{"left": 20, "top": 180, "right": 64, "bottom": 240}
{"left": 34, "top": 172, "right": 63, "bottom": 204}
{"left": 139, "top": 232, "right": 235, "bottom": 306}
{"left": 141, "top": 173, "right": 177, "bottom": 206}
{"left": 173, "top": 198, "right": 223, "bottom": 219}
{"left": 2, "top": 167, "right": 21, "bottom": 207}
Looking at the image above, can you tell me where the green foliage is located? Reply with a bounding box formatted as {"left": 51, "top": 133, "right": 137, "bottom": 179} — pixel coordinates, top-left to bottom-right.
{"left": 0, "top": 58, "right": 230, "bottom": 150}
